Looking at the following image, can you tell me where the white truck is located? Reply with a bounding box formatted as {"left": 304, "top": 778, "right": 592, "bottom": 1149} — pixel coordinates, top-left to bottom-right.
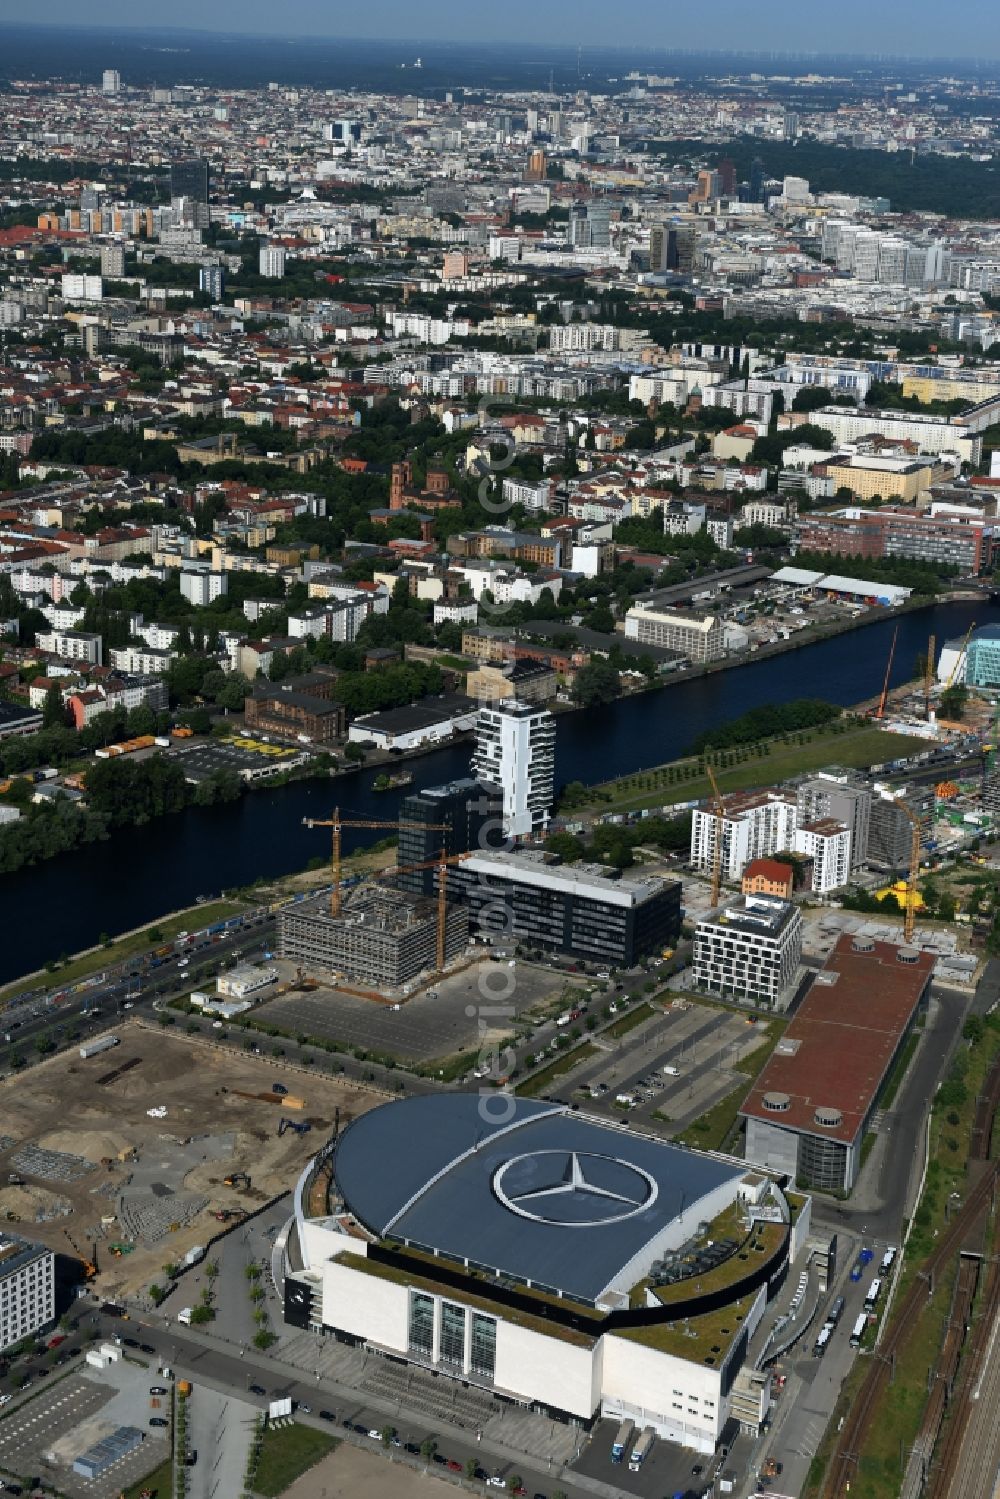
{"left": 177, "top": 1307, "right": 193, "bottom": 1326}
{"left": 628, "top": 1426, "right": 655, "bottom": 1472}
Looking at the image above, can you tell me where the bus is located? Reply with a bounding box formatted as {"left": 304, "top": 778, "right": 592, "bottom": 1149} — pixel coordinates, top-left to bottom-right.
{"left": 850, "top": 1313, "right": 868, "bottom": 1347}
{"left": 864, "top": 1278, "right": 883, "bottom": 1312}
{"left": 828, "top": 1295, "right": 846, "bottom": 1326}
{"left": 813, "top": 1325, "right": 833, "bottom": 1357}
{"left": 880, "top": 1246, "right": 897, "bottom": 1275}
{"left": 611, "top": 1420, "right": 633, "bottom": 1465}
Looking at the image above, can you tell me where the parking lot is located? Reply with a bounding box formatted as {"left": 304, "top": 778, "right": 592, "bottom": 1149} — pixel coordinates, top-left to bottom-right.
{"left": 572, "top": 1418, "right": 708, "bottom": 1498}
{"left": 0, "top": 1365, "right": 171, "bottom": 1499}
{"left": 255, "top": 957, "right": 566, "bottom": 1065}
{"left": 536, "top": 1000, "right": 766, "bottom": 1139}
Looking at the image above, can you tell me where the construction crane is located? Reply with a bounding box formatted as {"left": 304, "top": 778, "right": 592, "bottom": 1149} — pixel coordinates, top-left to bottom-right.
{"left": 945, "top": 619, "right": 976, "bottom": 691}
{"left": 377, "top": 848, "right": 476, "bottom": 972}
{"left": 875, "top": 624, "right": 899, "bottom": 720}
{"left": 924, "top": 633, "right": 936, "bottom": 719}
{"left": 302, "top": 807, "right": 450, "bottom": 917}
{"left": 705, "top": 764, "right": 726, "bottom": 908}
{"left": 898, "top": 800, "right": 923, "bottom": 946}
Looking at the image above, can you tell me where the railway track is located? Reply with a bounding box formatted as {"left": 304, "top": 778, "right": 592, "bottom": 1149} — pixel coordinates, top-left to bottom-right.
{"left": 820, "top": 1054, "right": 1000, "bottom": 1499}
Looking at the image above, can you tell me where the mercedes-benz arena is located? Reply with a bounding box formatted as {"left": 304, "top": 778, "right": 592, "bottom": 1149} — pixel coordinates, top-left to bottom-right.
{"left": 282, "top": 1096, "right": 811, "bottom": 1454}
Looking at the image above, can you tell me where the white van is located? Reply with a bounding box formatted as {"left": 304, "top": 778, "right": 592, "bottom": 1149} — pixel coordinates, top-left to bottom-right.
{"left": 662, "top": 1064, "right": 679, "bottom": 1076}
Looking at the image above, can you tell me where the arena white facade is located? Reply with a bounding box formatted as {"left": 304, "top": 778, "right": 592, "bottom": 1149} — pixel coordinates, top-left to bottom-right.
{"left": 282, "top": 1097, "right": 811, "bottom": 1454}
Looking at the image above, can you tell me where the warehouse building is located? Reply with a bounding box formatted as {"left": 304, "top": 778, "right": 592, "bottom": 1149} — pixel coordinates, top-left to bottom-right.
{"left": 0, "top": 1233, "right": 55, "bottom": 1352}
{"left": 449, "top": 849, "right": 682, "bottom": 966}
{"left": 245, "top": 688, "right": 346, "bottom": 744}
{"left": 278, "top": 885, "right": 468, "bottom": 988}
{"left": 282, "top": 1095, "right": 812, "bottom": 1453}
{"left": 693, "top": 894, "right": 803, "bottom": 1009}
{"left": 740, "top": 935, "right": 934, "bottom": 1191}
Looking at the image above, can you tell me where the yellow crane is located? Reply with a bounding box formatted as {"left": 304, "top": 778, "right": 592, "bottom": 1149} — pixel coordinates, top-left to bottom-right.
{"left": 945, "top": 620, "right": 976, "bottom": 691}
{"left": 706, "top": 764, "right": 726, "bottom": 908}
{"left": 898, "top": 800, "right": 923, "bottom": 946}
{"left": 302, "top": 807, "right": 450, "bottom": 917}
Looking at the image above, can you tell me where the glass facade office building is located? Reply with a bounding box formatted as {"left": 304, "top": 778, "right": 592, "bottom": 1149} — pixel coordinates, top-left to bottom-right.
{"left": 965, "top": 626, "right": 1000, "bottom": 690}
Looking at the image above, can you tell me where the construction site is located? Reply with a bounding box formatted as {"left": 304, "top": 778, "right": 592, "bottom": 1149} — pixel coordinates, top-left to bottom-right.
{"left": 0, "top": 1023, "right": 379, "bottom": 1299}
{"left": 278, "top": 886, "right": 469, "bottom": 989}
{"left": 279, "top": 806, "right": 479, "bottom": 991}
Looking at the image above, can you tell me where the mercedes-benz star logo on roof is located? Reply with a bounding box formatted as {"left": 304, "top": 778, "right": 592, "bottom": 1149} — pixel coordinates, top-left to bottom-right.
{"left": 492, "top": 1150, "right": 658, "bottom": 1227}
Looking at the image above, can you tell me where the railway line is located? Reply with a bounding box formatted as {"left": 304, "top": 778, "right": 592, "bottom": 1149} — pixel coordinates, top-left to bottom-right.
{"left": 820, "top": 1053, "right": 1000, "bottom": 1498}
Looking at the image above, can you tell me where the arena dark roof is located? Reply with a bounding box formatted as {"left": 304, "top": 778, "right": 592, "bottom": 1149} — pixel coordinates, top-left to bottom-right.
{"left": 332, "top": 1095, "right": 743, "bottom": 1304}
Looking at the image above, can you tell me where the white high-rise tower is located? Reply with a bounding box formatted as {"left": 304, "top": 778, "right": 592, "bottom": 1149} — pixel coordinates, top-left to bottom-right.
{"left": 472, "top": 700, "right": 555, "bottom": 839}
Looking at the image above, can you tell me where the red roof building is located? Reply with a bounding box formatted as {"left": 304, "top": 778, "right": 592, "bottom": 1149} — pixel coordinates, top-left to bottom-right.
{"left": 739, "top": 933, "right": 934, "bottom": 1192}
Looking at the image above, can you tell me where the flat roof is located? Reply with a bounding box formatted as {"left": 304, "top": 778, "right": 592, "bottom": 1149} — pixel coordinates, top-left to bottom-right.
{"left": 353, "top": 693, "right": 476, "bottom": 733}
{"left": 333, "top": 1096, "right": 742, "bottom": 1304}
{"left": 460, "top": 849, "right": 673, "bottom": 907}
{"left": 740, "top": 934, "right": 934, "bottom": 1146}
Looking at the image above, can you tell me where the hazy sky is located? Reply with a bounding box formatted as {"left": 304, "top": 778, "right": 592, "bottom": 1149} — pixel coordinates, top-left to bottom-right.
{"left": 3, "top": 0, "right": 1000, "bottom": 60}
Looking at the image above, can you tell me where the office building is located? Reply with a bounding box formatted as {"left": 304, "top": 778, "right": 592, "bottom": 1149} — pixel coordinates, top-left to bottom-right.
{"left": 796, "top": 772, "right": 870, "bottom": 871}
{"left": 199, "top": 264, "right": 225, "bottom": 300}
{"left": 0, "top": 1235, "right": 55, "bottom": 1352}
{"left": 450, "top": 849, "right": 681, "bottom": 967}
{"left": 259, "top": 244, "right": 287, "bottom": 279}
{"left": 624, "top": 606, "right": 725, "bottom": 663}
{"left": 396, "top": 778, "right": 503, "bottom": 896}
{"left": 749, "top": 158, "right": 765, "bottom": 204}
{"left": 471, "top": 700, "right": 555, "bottom": 838}
{"left": 100, "top": 243, "right": 125, "bottom": 279}
{"left": 283, "top": 1095, "right": 809, "bottom": 1452}
{"left": 693, "top": 895, "right": 803, "bottom": 1009}
{"left": 278, "top": 885, "right": 467, "bottom": 987}
{"left": 964, "top": 625, "right": 1000, "bottom": 690}
{"left": 169, "top": 157, "right": 209, "bottom": 203}
{"left": 61, "top": 274, "right": 103, "bottom": 303}
{"left": 741, "top": 935, "right": 934, "bottom": 1191}
{"left": 101, "top": 69, "right": 121, "bottom": 95}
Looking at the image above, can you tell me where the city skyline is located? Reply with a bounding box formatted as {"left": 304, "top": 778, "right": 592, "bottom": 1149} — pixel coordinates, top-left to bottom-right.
{"left": 3, "top": 1, "right": 1000, "bottom": 62}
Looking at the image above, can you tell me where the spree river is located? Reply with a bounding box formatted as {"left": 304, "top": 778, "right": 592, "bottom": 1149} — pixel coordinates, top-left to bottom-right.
{"left": 3, "top": 598, "right": 992, "bottom": 983}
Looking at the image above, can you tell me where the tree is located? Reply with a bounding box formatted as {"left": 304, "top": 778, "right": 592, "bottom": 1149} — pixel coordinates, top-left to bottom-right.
{"left": 42, "top": 685, "right": 66, "bottom": 729}
{"left": 420, "top": 1437, "right": 438, "bottom": 1462}
{"left": 189, "top": 1304, "right": 214, "bottom": 1324}
{"left": 571, "top": 659, "right": 621, "bottom": 708}
{"left": 939, "top": 684, "right": 968, "bottom": 720}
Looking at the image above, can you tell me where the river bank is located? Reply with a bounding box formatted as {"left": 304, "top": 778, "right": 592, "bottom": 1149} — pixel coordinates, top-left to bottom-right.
{"left": 0, "top": 596, "right": 990, "bottom": 985}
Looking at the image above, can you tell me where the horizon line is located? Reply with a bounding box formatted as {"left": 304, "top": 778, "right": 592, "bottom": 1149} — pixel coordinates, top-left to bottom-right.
{"left": 0, "top": 21, "right": 999, "bottom": 68}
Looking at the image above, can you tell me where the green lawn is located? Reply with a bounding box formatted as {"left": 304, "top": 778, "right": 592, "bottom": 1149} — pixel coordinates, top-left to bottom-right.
{"left": 122, "top": 1457, "right": 173, "bottom": 1499}
{"left": 518, "top": 1042, "right": 599, "bottom": 1098}
{"left": 603, "top": 1002, "right": 656, "bottom": 1039}
{"left": 0, "top": 898, "right": 246, "bottom": 1006}
{"left": 575, "top": 725, "right": 926, "bottom": 817}
{"left": 254, "top": 1423, "right": 339, "bottom": 1498}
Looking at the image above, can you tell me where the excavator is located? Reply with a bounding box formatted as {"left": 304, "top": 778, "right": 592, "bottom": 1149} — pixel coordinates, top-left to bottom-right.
{"left": 223, "top": 1172, "right": 251, "bottom": 1189}
{"left": 277, "top": 1118, "right": 312, "bottom": 1138}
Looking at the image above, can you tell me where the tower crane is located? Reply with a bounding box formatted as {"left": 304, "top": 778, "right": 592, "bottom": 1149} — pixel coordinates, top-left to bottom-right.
{"left": 375, "top": 848, "right": 476, "bottom": 972}
{"left": 945, "top": 619, "right": 976, "bottom": 692}
{"left": 898, "top": 799, "right": 923, "bottom": 946}
{"left": 302, "top": 807, "right": 450, "bottom": 917}
{"left": 876, "top": 624, "right": 899, "bottom": 720}
{"left": 705, "top": 764, "right": 726, "bottom": 908}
